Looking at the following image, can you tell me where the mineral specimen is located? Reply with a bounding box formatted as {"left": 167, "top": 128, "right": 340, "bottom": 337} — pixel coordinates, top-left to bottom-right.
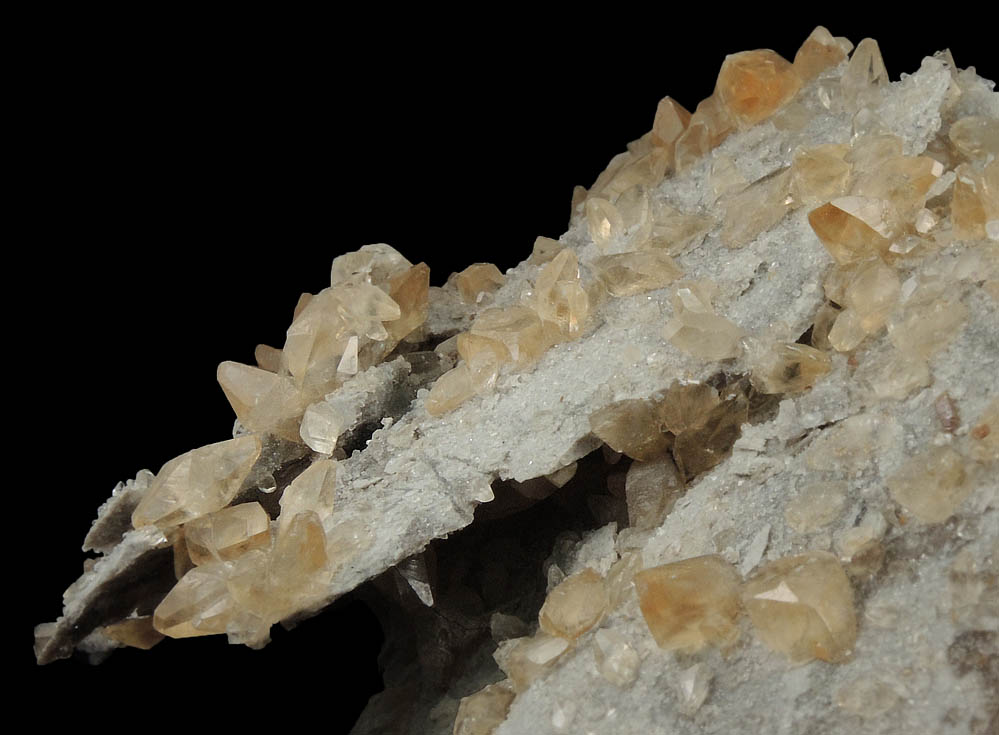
{"left": 36, "top": 25, "right": 999, "bottom": 735}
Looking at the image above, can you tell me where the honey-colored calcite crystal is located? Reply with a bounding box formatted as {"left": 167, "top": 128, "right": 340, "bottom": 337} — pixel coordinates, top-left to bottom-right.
{"left": 532, "top": 248, "right": 589, "bottom": 339}
{"left": 589, "top": 399, "right": 671, "bottom": 461}
{"left": 132, "top": 435, "right": 262, "bottom": 529}
{"left": 539, "top": 567, "right": 609, "bottom": 640}
{"left": 452, "top": 680, "right": 516, "bottom": 735}
{"left": 968, "top": 399, "right": 999, "bottom": 465}
{"left": 591, "top": 250, "right": 682, "bottom": 297}
{"left": 624, "top": 455, "right": 684, "bottom": 531}
{"left": 529, "top": 235, "right": 562, "bottom": 265}
{"left": 664, "top": 281, "right": 744, "bottom": 360}
{"left": 716, "top": 50, "right": 802, "bottom": 129}
{"left": 749, "top": 342, "right": 831, "bottom": 394}
{"left": 652, "top": 96, "right": 691, "bottom": 149}
{"left": 469, "top": 306, "right": 548, "bottom": 370}
{"left": 887, "top": 446, "right": 971, "bottom": 523}
{"left": 674, "top": 95, "right": 736, "bottom": 172}
{"left": 634, "top": 555, "right": 742, "bottom": 652}
{"left": 495, "top": 633, "right": 570, "bottom": 693}
{"left": 719, "top": 168, "right": 794, "bottom": 248}
{"left": 585, "top": 197, "right": 625, "bottom": 250}
{"left": 887, "top": 296, "right": 968, "bottom": 360}
{"left": 254, "top": 343, "right": 282, "bottom": 373}
{"left": 217, "top": 361, "right": 305, "bottom": 442}
{"left": 184, "top": 502, "right": 271, "bottom": 565}
{"left": 949, "top": 116, "right": 999, "bottom": 161}
{"left": 672, "top": 391, "right": 748, "bottom": 479}
{"left": 278, "top": 458, "right": 336, "bottom": 530}
{"left": 455, "top": 263, "right": 506, "bottom": 304}
{"left": 792, "top": 26, "right": 852, "bottom": 82}
{"left": 659, "top": 381, "right": 721, "bottom": 434}
{"left": 842, "top": 260, "right": 901, "bottom": 333}
{"left": 808, "top": 197, "right": 893, "bottom": 264}
{"left": 791, "top": 143, "right": 852, "bottom": 207}
{"left": 743, "top": 551, "right": 857, "bottom": 663}
{"left": 102, "top": 616, "right": 164, "bottom": 650}
{"left": 426, "top": 363, "right": 476, "bottom": 416}
{"left": 592, "top": 628, "right": 640, "bottom": 687}
{"left": 152, "top": 562, "right": 233, "bottom": 638}
{"left": 385, "top": 262, "right": 430, "bottom": 343}
{"left": 330, "top": 243, "right": 412, "bottom": 288}
{"left": 840, "top": 38, "right": 888, "bottom": 109}
{"left": 952, "top": 162, "right": 999, "bottom": 241}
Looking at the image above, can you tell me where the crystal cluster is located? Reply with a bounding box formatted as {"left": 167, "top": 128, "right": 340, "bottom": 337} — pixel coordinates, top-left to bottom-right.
{"left": 35, "top": 24, "right": 999, "bottom": 735}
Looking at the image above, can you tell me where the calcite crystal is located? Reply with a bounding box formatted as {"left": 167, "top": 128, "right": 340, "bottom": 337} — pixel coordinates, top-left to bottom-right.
{"left": 36, "top": 26, "right": 999, "bottom": 735}
{"left": 633, "top": 555, "right": 742, "bottom": 652}
{"left": 743, "top": 552, "right": 857, "bottom": 663}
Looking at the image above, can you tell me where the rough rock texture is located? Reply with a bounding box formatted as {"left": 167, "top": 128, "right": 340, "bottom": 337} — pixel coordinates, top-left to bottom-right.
{"left": 36, "top": 30, "right": 998, "bottom": 735}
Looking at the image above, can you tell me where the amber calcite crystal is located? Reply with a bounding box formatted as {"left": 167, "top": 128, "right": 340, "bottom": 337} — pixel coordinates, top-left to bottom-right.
{"left": 217, "top": 360, "right": 305, "bottom": 442}
{"left": 719, "top": 168, "right": 794, "bottom": 248}
{"left": 887, "top": 446, "right": 971, "bottom": 523}
{"left": 455, "top": 263, "right": 506, "bottom": 304}
{"left": 808, "top": 197, "right": 893, "bottom": 264}
{"left": 672, "top": 390, "right": 748, "bottom": 479}
{"left": 792, "top": 26, "right": 852, "bottom": 82}
{"left": 664, "top": 281, "right": 744, "bottom": 360}
{"left": 591, "top": 250, "right": 683, "bottom": 297}
{"left": 132, "top": 435, "right": 262, "bottom": 529}
{"left": 495, "top": 633, "right": 570, "bottom": 693}
{"left": 674, "top": 94, "right": 736, "bottom": 172}
{"left": 469, "top": 306, "right": 548, "bottom": 370}
{"left": 791, "top": 143, "right": 852, "bottom": 207}
{"left": 743, "top": 551, "right": 857, "bottom": 663}
{"left": 634, "top": 555, "right": 742, "bottom": 652}
{"left": 453, "top": 680, "right": 516, "bottom": 735}
{"left": 425, "top": 363, "right": 477, "bottom": 417}
{"left": 651, "top": 96, "right": 692, "bottom": 167}
{"left": 183, "top": 502, "right": 271, "bottom": 565}
{"left": 102, "top": 616, "right": 164, "bottom": 650}
{"left": 538, "top": 567, "right": 609, "bottom": 640}
{"left": 748, "top": 342, "right": 831, "bottom": 394}
{"left": 532, "top": 248, "right": 590, "bottom": 339}
{"left": 592, "top": 628, "right": 641, "bottom": 687}
{"left": 589, "top": 399, "right": 671, "bottom": 461}
{"left": 624, "top": 455, "right": 684, "bottom": 531}
{"left": 716, "top": 50, "right": 802, "bottom": 129}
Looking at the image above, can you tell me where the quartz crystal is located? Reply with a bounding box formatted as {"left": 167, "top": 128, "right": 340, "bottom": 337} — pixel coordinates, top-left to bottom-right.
{"left": 183, "top": 502, "right": 271, "bottom": 565}
{"left": 132, "top": 435, "right": 262, "bottom": 529}
{"left": 452, "top": 680, "right": 516, "bottom": 735}
{"left": 538, "top": 567, "right": 609, "bottom": 640}
{"left": 743, "top": 551, "right": 856, "bottom": 663}
{"left": 887, "top": 446, "right": 971, "bottom": 523}
{"left": 716, "top": 50, "right": 802, "bottom": 129}
{"left": 634, "top": 555, "right": 742, "bottom": 652}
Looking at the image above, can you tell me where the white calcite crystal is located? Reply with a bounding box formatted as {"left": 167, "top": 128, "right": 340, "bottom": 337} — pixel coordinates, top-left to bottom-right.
{"left": 36, "top": 27, "right": 999, "bottom": 735}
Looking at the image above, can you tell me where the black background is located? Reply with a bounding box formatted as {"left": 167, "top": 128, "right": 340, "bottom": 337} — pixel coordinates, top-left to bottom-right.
{"left": 22, "top": 12, "right": 995, "bottom": 732}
